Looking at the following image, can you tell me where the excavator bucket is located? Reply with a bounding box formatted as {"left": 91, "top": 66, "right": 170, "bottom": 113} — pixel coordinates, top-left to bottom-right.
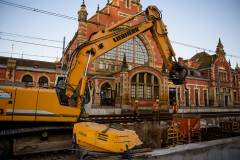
{"left": 73, "top": 122, "right": 142, "bottom": 153}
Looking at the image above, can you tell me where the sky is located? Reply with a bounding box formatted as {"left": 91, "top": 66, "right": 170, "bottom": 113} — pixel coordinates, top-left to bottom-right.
{"left": 0, "top": 0, "right": 239, "bottom": 67}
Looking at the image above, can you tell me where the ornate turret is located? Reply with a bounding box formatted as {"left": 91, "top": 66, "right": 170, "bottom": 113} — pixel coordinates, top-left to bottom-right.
{"left": 76, "top": 0, "right": 88, "bottom": 45}
{"left": 78, "top": 0, "right": 88, "bottom": 22}
{"left": 216, "top": 38, "right": 225, "bottom": 56}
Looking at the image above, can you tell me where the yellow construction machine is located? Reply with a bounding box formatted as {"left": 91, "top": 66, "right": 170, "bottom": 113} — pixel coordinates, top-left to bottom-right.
{"left": 0, "top": 5, "right": 187, "bottom": 158}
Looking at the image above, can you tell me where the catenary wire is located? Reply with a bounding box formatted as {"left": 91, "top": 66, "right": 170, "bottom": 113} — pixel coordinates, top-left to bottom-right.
{"left": 0, "top": 37, "right": 62, "bottom": 49}
{"left": 0, "top": 31, "right": 63, "bottom": 43}
{"left": 0, "top": 0, "right": 78, "bottom": 21}
{"left": 171, "top": 40, "right": 240, "bottom": 59}
{"left": 0, "top": 51, "right": 57, "bottom": 59}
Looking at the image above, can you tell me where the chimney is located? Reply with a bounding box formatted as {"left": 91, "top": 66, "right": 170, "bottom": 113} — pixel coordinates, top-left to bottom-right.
{"left": 178, "top": 57, "right": 184, "bottom": 65}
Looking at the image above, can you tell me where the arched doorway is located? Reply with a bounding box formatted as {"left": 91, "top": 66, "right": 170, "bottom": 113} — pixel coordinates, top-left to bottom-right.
{"left": 38, "top": 76, "right": 48, "bottom": 87}
{"left": 100, "top": 82, "right": 114, "bottom": 106}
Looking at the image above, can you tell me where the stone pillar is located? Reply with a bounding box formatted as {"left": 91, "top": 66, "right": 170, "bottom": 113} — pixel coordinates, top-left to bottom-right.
{"left": 93, "top": 79, "right": 101, "bottom": 105}
{"left": 229, "top": 89, "right": 234, "bottom": 107}
{"left": 159, "top": 74, "right": 169, "bottom": 110}
{"left": 120, "top": 71, "right": 129, "bottom": 107}
{"left": 214, "top": 87, "right": 219, "bottom": 107}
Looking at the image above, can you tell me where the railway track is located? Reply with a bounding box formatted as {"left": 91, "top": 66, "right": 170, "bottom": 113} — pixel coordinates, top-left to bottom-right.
{"left": 80, "top": 112, "right": 173, "bottom": 123}
{"left": 175, "top": 111, "right": 240, "bottom": 118}
{"left": 2, "top": 111, "right": 239, "bottom": 138}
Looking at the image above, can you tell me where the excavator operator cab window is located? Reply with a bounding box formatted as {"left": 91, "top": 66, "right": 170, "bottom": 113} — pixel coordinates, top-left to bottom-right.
{"left": 83, "top": 81, "right": 93, "bottom": 105}
{"left": 83, "top": 84, "right": 91, "bottom": 104}
{"left": 55, "top": 75, "right": 66, "bottom": 88}
{"left": 55, "top": 75, "right": 69, "bottom": 106}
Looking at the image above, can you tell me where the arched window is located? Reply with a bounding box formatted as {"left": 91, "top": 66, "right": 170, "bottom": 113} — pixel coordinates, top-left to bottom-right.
{"left": 38, "top": 76, "right": 49, "bottom": 87}
{"left": 22, "top": 74, "right": 33, "bottom": 84}
{"left": 131, "top": 72, "right": 159, "bottom": 99}
{"left": 96, "top": 36, "right": 148, "bottom": 71}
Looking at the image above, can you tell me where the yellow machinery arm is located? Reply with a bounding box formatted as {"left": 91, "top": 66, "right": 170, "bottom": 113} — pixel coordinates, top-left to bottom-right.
{"left": 65, "top": 5, "right": 187, "bottom": 106}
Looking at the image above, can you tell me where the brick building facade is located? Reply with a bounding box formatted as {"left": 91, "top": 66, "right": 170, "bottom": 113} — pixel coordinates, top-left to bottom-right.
{"left": 0, "top": 0, "right": 239, "bottom": 110}
{"left": 182, "top": 39, "right": 240, "bottom": 107}
{"left": 0, "top": 56, "right": 61, "bottom": 87}
{"left": 63, "top": 0, "right": 240, "bottom": 110}
{"left": 64, "top": 0, "right": 170, "bottom": 110}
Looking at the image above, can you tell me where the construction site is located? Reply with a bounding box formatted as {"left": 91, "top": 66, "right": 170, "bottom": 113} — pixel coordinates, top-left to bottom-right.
{"left": 2, "top": 113, "right": 240, "bottom": 160}
{"left": 0, "top": 0, "right": 240, "bottom": 160}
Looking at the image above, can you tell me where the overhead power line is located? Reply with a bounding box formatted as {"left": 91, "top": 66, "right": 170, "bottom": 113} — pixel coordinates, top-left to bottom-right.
{"left": 0, "top": 37, "right": 62, "bottom": 49}
{"left": 0, "top": 51, "right": 57, "bottom": 59}
{"left": 0, "top": 0, "right": 77, "bottom": 21}
{"left": 171, "top": 41, "right": 215, "bottom": 53}
{"left": 171, "top": 40, "right": 240, "bottom": 59}
{"left": 0, "top": 31, "right": 63, "bottom": 43}
{"left": 0, "top": 1, "right": 239, "bottom": 59}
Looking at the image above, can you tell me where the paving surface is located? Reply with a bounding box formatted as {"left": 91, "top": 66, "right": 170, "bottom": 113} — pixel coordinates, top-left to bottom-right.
{"left": 142, "top": 136, "right": 240, "bottom": 160}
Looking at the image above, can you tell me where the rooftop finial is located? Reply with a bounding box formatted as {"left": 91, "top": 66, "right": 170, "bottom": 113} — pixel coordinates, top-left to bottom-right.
{"left": 97, "top": 4, "right": 100, "bottom": 12}
{"left": 216, "top": 38, "right": 225, "bottom": 55}
{"left": 217, "top": 38, "right": 223, "bottom": 49}
{"left": 81, "top": 0, "right": 86, "bottom": 7}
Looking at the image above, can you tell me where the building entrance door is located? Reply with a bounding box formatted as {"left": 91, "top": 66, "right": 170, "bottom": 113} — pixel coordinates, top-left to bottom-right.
{"left": 185, "top": 89, "right": 190, "bottom": 107}
{"left": 225, "top": 95, "right": 228, "bottom": 107}
{"left": 169, "top": 88, "right": 176, "bottom": 105}
{"left": 100, "top": 83, "right": 114, "bottom": 106}
{"left": 195, "top": 89, "right": 199, "bottom": 107}
{"left": 204, "top": 90, "right": 208, "bottom": 107}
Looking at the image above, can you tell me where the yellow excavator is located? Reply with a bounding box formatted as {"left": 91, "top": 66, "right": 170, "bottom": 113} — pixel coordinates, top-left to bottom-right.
{"left": 0, "top": 5, "right": 187, "bottom": 158}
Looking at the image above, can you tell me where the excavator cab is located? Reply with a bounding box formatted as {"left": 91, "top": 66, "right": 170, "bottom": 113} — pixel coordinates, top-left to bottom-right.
{"left": 56, "top": 76, "right": 93, "bottom": 110}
